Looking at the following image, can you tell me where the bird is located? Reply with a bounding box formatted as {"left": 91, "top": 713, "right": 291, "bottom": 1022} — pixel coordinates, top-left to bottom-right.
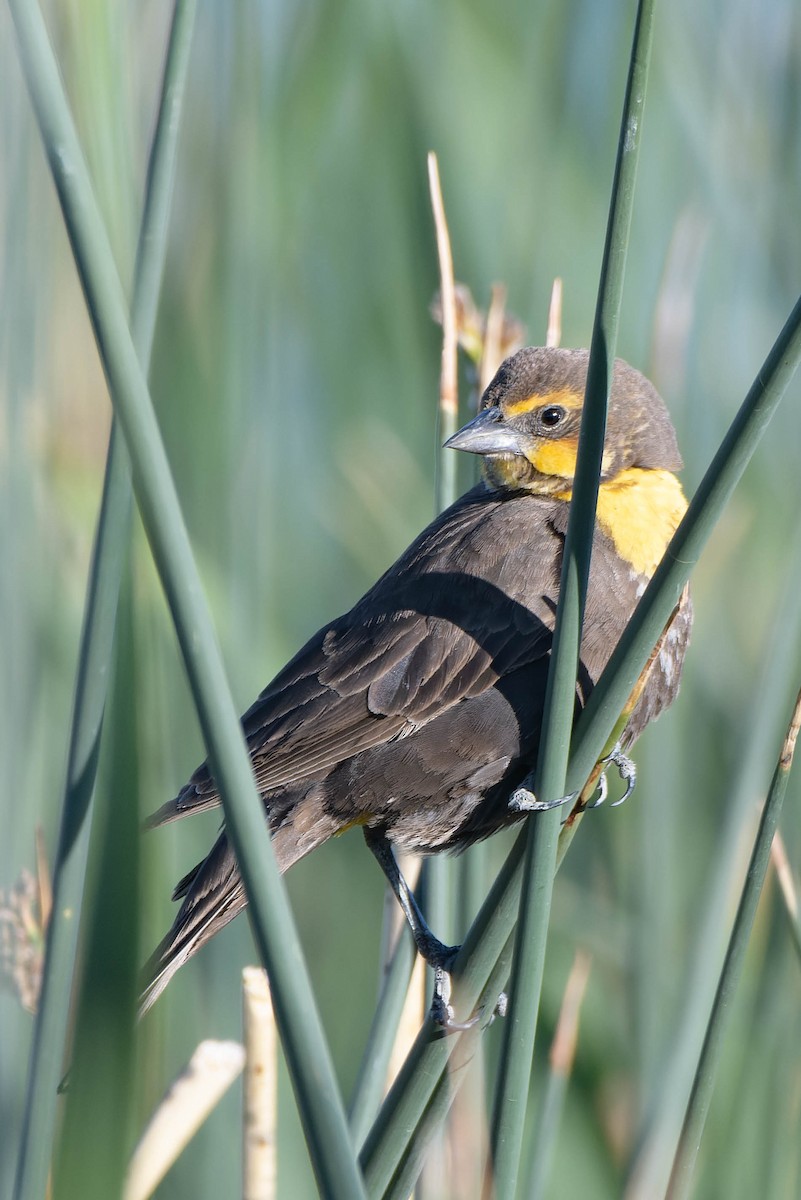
{"left": 140, "top": 346, "right": 692, "bottom": 1020}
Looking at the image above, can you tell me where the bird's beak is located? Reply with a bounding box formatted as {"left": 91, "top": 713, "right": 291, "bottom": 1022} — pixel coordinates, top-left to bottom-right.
{"left": 444, "top": 406, "right": 522, "bottom": 456}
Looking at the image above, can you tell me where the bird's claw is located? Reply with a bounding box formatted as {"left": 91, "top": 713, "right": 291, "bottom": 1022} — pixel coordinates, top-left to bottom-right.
{"left": 428, "top": 955, "right": 508, "bottom": 1033}
{"left": 585, "top": 747, "right": 637, "bottom": 809}
{"left": 488, "top": 989, "right": 508, "bottom": 1023}
{"left": 586, "top": 771, "right": 609, "bottom": 808}
{"left": 430, "top": 965, "right": 480, "bottom": 1031}
{"left": 510, "top": 747, "right": 637, "bottom": 816}
{"left": 508, "top": 786, "right": 578, "bottom": 813}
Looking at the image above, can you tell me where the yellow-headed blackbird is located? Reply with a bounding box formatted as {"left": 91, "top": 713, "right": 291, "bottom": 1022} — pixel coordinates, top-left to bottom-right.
{"left": 141, "top": 347, "right": 691, "bottom": 1015}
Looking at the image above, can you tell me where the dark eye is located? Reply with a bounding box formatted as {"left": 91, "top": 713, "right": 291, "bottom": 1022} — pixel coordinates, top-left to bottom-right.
{"left": 539, "top": 405, "right": 565, "bottom": 428}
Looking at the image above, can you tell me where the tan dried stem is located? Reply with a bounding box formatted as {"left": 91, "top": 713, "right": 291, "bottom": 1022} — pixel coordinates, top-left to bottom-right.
{"left": 771, "top": 832, "right": 799, "bottom": 921}
{"left": 243, "top": 967, "right": 277, "bottom": 1200}
{"left": 35, "top": 825, "right": 52, "bottom": 932}
{"left": 550, "top": 950, "right": 592, "bottom": 1076}
{"left": 779, "top": 685, "right": 801, "bottom": 770}
{"left": 480, "top": 284, "right": 509, "bottom": 395}
{"left": 124, "top": 1041, "right": 245, "bottom": 1200}
{"left": 546, "top": 277, "right": 563, "bottom": 350}
{"left": 427, "top": 151, "right": 458, "bottom": 424}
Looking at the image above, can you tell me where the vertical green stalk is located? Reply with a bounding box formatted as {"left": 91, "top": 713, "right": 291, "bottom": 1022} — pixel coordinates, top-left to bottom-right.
{"left": 526, "top": 951, "right": 591, "bottom": 1200}
{"left": 488, "top": 2, "right": 657, "bottom": 1195}
{"left": 359, "top": 838, "right": 525, "bottom": 1197}
{"left": 52, "top": 575, "right": 141, "bottom": 1200}
{"left": 8, "top": 2, "right": 366, "bottom": 1196}
{"left": 665, "top": 686, "right": 801, "bottom": 1200}
{"left": 348, "top": 927, "right": 417, "bottom": 1147}
{"left": 12, "top": 6, "right": 196, "bottom": 1199}
{"left": 624, "top": 532, "right": 801, "bottom": 1199}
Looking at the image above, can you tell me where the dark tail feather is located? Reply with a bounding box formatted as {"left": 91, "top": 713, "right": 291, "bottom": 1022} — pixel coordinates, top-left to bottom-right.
{"left": 139, "top": 831, "right": 245, "bottom": 1017}
{"left": 172, "top": 861, "right": 203, "bottom": 901}
{"left": 139, "top": 790, "right": 338, "bottom": 1015}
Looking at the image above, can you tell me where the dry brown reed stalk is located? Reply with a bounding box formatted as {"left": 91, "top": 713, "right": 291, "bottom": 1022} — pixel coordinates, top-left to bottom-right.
{"left": 243, "top": 966, "right": 278, "bottom": 1200}
{"left": 124, "top": 1041, "right": 245, "bottom": 1200}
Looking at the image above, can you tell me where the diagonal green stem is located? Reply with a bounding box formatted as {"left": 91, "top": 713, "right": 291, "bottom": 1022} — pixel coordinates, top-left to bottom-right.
{"left": 624, "top": 531, "right": 801, "bottom": 1199}
{"left": 8, "top": 1, "right": 366, "bottom": 1195}
{"left": 665, "top": 685, "right": 801, "bottom": 1200}
{"left": 12, "top": 5, "right": 196, "bottom": 1199}
{"left": 359, "top": 840, "right": 525, "bottom": 1196}
{"left": 489, "top": 2, "right": 657, "bottom": 1195}
{"left": 348, "top": 926, "right": 417, "bottom": 1147}
{"left": 567, "top": 290, "right": 801, "bottom": 795}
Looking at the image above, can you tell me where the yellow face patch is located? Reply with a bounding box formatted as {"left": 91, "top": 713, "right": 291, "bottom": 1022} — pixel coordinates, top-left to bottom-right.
{"left": 504, "top": 388, "right": 584, "bottom": 417}
{"left": 526, "top": 436, "right": 580, "bottom": 479}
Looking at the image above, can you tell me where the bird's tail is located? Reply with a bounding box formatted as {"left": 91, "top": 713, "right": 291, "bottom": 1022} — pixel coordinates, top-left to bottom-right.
{"left": 139, "top": 830, "right": 244, "bottom": 1016}
{"left": 139, "top": 790, "right": 338, "bottom": 1016}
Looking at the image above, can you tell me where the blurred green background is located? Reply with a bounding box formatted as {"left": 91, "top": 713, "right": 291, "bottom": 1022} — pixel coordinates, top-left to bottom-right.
{"left": 2, "top": 1, "right": 801, "bottom": 1197}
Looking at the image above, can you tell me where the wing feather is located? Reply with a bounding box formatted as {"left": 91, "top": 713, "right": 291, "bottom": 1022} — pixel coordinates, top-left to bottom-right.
{"left": 147, "top": 487, "right": 558, "bottom": 828}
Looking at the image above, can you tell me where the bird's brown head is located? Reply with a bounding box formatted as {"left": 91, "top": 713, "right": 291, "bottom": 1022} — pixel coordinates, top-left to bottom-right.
{"left": 446, "top": 346, "right": 683, "bottom": 496}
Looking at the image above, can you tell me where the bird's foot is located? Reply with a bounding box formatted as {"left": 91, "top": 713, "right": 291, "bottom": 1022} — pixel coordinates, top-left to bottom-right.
{"left": 508, "top": 786, "right": 578, "bottom": 813}
{"left": 426, "top": 945, "right": 474, "bottom": 1031}
{"left": 585, "top": 747, "right": 637, "bottom": 809}
{"left": 431, "top": 961, "right": 478, "bottom": 1031}
{"left": 427, "top": 946, "right": 508, "bottom": 1032}
{"left": 509, "top": 747, "right": 637, "bottom": 816}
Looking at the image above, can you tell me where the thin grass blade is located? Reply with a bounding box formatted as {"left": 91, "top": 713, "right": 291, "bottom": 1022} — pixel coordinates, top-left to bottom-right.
{"left": 348, "top": 928, "right": 416, "bottom": 1147}
{"left": 421, "top": 149, "right": 460, "bottom": 968}
{"left": 418, "top": 149, "right": 461, "bottom": 1196}
{"left": 51, "top": 579, "right": 141, "bottom": 1199}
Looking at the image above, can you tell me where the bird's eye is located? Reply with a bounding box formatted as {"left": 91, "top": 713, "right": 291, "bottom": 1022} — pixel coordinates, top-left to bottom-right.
{"left": 539, "top": 405, "right": 565, "bottom": 428}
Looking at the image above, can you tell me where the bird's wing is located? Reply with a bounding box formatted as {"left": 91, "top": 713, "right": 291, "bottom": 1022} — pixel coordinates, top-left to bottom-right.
{"left": 146, "top": 488, "right": 560, "bottom": 827}
{"left": 147, "top": 573, "right": 554, "bottom": 826}
{"left": 150, "top": 613, "right": 552, "bottom": 826}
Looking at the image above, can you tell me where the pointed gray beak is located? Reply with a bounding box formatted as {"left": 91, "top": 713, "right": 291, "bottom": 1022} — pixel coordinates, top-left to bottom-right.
{"left": 444, "top": 406, "right": 522, "bottom": 455}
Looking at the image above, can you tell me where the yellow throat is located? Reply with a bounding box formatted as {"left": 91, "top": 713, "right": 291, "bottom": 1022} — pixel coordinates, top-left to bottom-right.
{"left": 578, "top": 467, "right": 688, "bottom": 577}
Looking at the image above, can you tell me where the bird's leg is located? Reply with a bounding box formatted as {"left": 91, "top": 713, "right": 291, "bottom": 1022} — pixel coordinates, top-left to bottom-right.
{"left": 585, "top": 746, "right": 637, "bottom": 809}
{"left": 364, "top": 827, "right": 456, "bottom": 965}
{"left": 364, "top": 828, "right": 480, "bottom": 1030}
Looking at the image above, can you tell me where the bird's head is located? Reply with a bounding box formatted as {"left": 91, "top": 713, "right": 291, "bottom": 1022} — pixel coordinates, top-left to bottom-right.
{"left": 446, "top": 346, "right": 682, "bottom": 496}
